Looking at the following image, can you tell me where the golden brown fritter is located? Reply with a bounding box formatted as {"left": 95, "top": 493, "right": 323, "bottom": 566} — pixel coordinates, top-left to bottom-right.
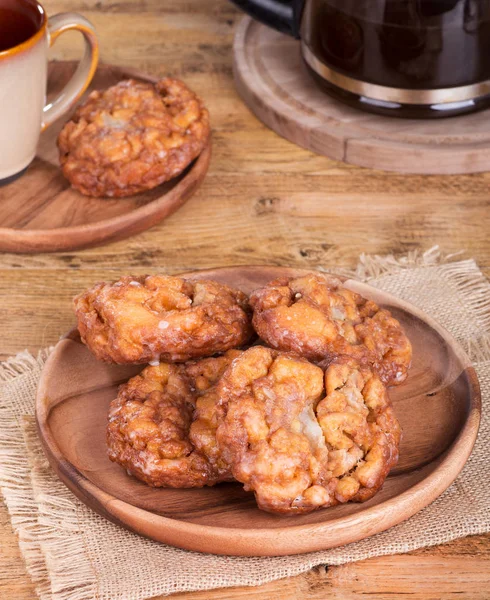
{"left": 58, "top": 78, "right": 210, "bottom": 197}
{"left": 107, "top": 356, "right": 236, "bottom": 487}
{"left": 249, "top": 274, "right": 412, "bottom": 386}
{"left": 74, "top": 275, "right": 253, "bottom": 364}
{"left": 214, "top": 346, "right": 329, "bottom": 514}
{"left": 316, "top": 358, "right": 401, "bottom": 504}
{"left": 214, "top": 347, "right": 401, "bottom": 514}
{"left": 187, "top": 349, "right": 243, "bottom": 478}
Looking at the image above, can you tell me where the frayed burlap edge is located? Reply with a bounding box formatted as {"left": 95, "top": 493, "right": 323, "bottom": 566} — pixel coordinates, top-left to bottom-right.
{"left": 354, "top": 245, "right": 465, "bottom": 280}
{"left": 0, "top": 350, "right": 50, "bottom": 383}
{"left": 0, "top": 350, "right": 98, "bottom": 600}
{"left": 0, "top": 351, "right": 52, "bottom": 600}
{"left": 23, "top": 417, "right": 99, "bottom": 600}
{"left": 331, "top": 245, "right": 490, "bottom": 362}
{"left": 354, "top": 246, "right": 490, "bottom": 362}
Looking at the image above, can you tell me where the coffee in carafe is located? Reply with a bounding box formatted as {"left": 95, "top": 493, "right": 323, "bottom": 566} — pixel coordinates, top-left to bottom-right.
{"left": 232, "top": 0, "right": 490, "bottom": 118}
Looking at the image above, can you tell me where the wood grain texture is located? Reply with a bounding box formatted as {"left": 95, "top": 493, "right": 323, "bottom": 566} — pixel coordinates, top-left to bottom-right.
{"left": 35, "top": 266, "right": 481, "bottom": 556}
{"left": 0, "top": 62, "right": 211, "bottom": 253}
{"left": 1, "top": 0, "right": 489, "bottom": 597}
{"left": 234, "top": 17, "right": 490, "bottom": 175}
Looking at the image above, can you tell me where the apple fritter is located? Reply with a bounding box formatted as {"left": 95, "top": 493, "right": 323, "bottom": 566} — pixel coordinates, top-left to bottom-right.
{"left": 74, "top": 275, "right": 253, "bottom": 364}
{"left": 215, "top": 346, "right": 328, "bottom": 514}
{"left": 107, "top": 353, "right": 239, "bottom": 487}
{"left": 214, "top": 347, "right": 401, "bottom": 514}
{"left": 249, "top": 274, "right": 412, "bottom": 386}
{"left": 316, "top": 358, "right": 401, "bottom": 504}
{"left": 58, "top": 78, "right": 210, "bottom": 197}
{"left": 187, "top": 349, "right": 243, "bottom": 478}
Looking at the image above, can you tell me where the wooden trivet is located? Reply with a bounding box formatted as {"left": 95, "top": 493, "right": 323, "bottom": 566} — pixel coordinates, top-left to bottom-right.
{"left": 234, "top": 16, "right": 490, "bottom": 175}
{"left": 0, "top": 62, "right": 211, "bottom": 254}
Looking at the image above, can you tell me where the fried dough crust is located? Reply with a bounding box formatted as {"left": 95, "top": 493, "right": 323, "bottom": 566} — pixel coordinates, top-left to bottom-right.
{"left": 316, "top": 358, "right": 401, "bottom": 505}
{"left": 187, "top": 349, "right": 243, "bottom": 477}
{"left": 215, "top": 346, "right": 328, "bottom": 514}
{"left": 214, "top": 347, "right": 401, "bottom": 514}
{"left": 107, "top": 353, "right": 239, "bottom": 487}
{"left": 250, "top": 274, "right": 412, "bottom": 386}
{"left": 58, "top": 78, "right": 210, "bottom": 197}
{"left": 74, "top": 275, "right": 253, "bottom": 364}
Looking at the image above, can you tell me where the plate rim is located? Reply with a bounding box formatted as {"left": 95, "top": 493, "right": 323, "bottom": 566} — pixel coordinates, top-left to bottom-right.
{"left": 35, "top": 266, "right": 482, "bottom": 556}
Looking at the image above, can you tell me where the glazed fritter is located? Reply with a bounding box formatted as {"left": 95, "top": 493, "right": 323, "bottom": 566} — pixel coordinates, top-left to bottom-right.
{"left": 249, "top": 274, "right": 412, "bottom": 386}
{"left": 74, "top": 275, "right": 253, "bottom": 364}
{"left": 215, "top": 346, "right": 328, "bottom": 514}
{"left": 187, "top": 349, "right": 243, "bottom": 478}
{"left": 214, "top": 347, "right": 401, "bottom": 514}
{"left": 107, "top": 353, "right": 239, "bottom": 487}
{"left": 316, "top": 358, "right": 401, "bottom": 504}
{"left": 58, "top": 78, "right": 210, "bottom": 197}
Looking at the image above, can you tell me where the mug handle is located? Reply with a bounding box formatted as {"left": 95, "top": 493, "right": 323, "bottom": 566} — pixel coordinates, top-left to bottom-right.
{"left": 230, "top": 0, "right": 304, "bottom": 37}
{"left": 42, "top": 13, "right": 99, "bottom": 131}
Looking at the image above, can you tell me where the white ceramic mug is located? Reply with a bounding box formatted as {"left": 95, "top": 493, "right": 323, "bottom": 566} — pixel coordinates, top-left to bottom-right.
{"left": 0, "top": 0, "right": 98, "bottom": 183}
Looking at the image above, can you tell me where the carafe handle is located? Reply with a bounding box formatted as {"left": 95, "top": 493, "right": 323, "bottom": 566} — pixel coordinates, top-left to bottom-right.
{"left": 230, "top": 0, "right": 304, "bottom": 38}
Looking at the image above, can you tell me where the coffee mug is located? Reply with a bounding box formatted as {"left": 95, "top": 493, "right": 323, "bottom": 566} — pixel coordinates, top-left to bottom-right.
{"left": 0, "top": 0, "right": 98, "bottom": 183}
{"left": 231, "top": 0, "right": 490, "bottom": 118}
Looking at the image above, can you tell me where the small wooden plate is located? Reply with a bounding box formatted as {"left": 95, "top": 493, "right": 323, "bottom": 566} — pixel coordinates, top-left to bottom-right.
{"left": 0, "top": 61, "right": 211, "bottom": 253}
{"left": 35, "top": 266, "right": 481, "bottom": 556}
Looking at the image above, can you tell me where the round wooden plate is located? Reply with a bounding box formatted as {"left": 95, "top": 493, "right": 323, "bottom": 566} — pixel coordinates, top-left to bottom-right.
{"left": 0, "top": 61, "right": 211, "bottom": 253}
{"left": 35, "top": 266, "right": 481, "bottom": 556}
{"left": 234, "top": 16, "right": 490, "bottom": 175}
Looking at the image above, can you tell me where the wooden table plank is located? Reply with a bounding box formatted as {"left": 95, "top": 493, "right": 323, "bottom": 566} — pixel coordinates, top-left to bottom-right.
{"left": 1, "top": 1, "right": 489, "bottom": 599}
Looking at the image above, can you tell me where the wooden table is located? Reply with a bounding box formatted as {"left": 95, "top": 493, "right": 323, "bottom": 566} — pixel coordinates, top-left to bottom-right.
{"left": 1, "top": 1, "right": 489, "bottom": 598}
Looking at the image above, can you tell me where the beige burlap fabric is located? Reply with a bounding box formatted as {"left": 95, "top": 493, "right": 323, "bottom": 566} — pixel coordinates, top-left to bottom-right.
{"left": 0, "top": 249, "right": 489, "bottom": 600}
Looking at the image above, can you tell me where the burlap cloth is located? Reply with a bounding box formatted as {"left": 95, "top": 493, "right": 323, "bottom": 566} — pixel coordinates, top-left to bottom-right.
{"left": 1, "top": 249, "right": 489, "bottom": 600}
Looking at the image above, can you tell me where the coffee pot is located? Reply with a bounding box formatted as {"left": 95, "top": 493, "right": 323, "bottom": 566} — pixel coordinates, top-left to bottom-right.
{"left": 231, "top": 0, "right": 490, "bottom": 118}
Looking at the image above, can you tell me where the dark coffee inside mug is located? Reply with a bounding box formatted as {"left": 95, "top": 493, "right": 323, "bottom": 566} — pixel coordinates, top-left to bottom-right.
{"left": 0, "top": 0, "right": 43, "bottom": 52}
{"left": 231, "top": 0, "right": 490, "bottom": 118}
